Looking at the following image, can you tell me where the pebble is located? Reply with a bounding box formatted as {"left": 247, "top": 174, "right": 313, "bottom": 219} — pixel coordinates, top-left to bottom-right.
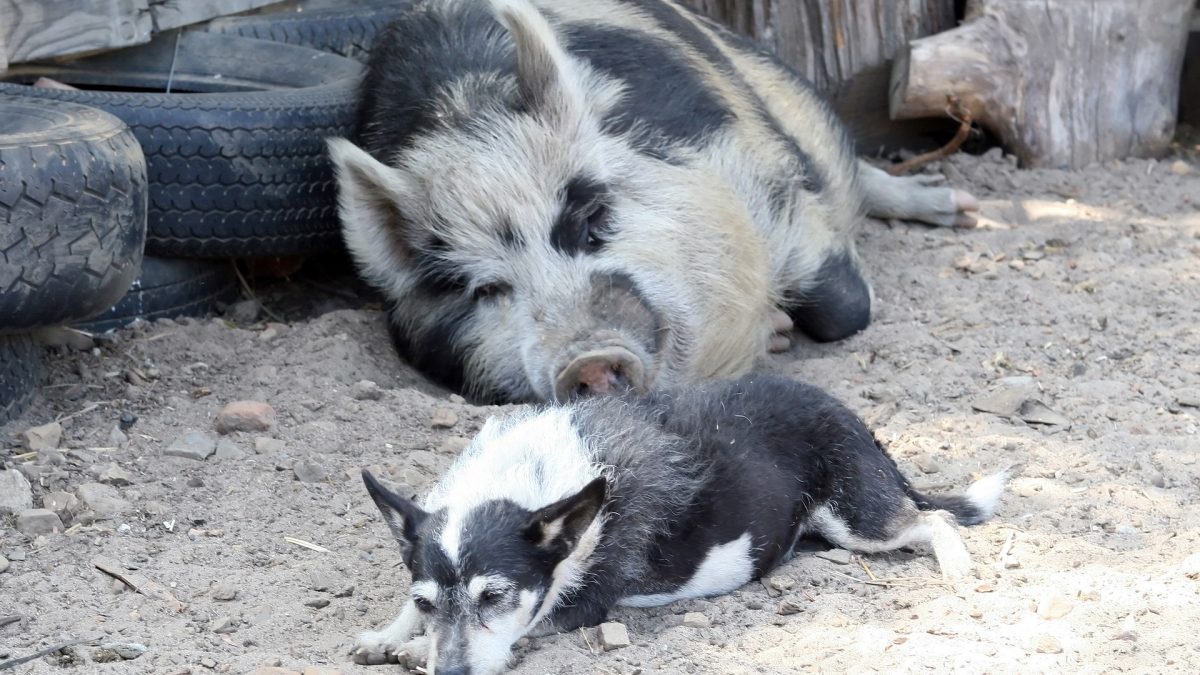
{"left": 108, "top": 425, "right": 129, "bottom": 448}
{"left": 227, "top": 298, "right": 262, "bottom": 324}
{"left": 0, "top": 555, "right": 9, "bottom": 574}
{"left": 304, "top": 597, "right": 331, "bottom": 609}
{"left": 92, "top": 642, "right": 147, "bottom": 662}
{"left": 201, "top": 656, "right": 218, "bottom": 668}
{"left": 259, "top": 322, "right": 288, "bottom": 342}
{"left": 310, "top": 573, "right": 354, "bottom": 597}
{"left": 17, "top": 509, "right": 64, "bottom": 536}
{"left": 1037, "top": 590, "right": 1073, "bottom": 620}
{"left": 119, "top": 410, "right": 138, "bottom": 431}
{"left": 187, "top": 477, "right": 205, "bottom": 488}
{"left": 351, "top": 380, "right": 384, "bottom": 401}
{"left": 777, "top": 599, "right": 804, "bottom": 616}
{"left": 437, "top": 437, "right": 471, "bottom": 455}
{"left": 75, "top": 482, "right": 132, "bottom": 517}
{"left": 209, "top": 616, "right": 238, "bottom": 633}
{"left": 20, "top": 421, "right": 62, "bottom": 453}
{"left": 0, "top": 469, "right": 33, "bottom": 516}
{"left": 301, "top": 667, "right": 342, "bottom": 675}
{"left": 215, "top": 401, "right": 277, "bottom": 434}
{"left": 251, "top": 669, "right": 299, "bottom": 675}
{"left": 1035, "top": 634, "right": 1063, "bottom": 654}
{"left": 1175, "top": 389, "right": 1200, "bottom": 408}
{"left": 215, "top": 439, "right": 247, "bottom": 461}
{"left": 1170, "top": 159, "right": 1192, "bottom": 176}
{"left": 814, "top": 548, "right": 853, "bottom": 565}
{"left": 255, "top": 437, "right": 285, "bottom": 454}
{"left": 767, "top": 576, "right": 795, "bottom": 592}
{"left": 913, "top": 454, "right": 941, "bottom": 474}
{"left": 212, "top": 581, "right": 238, "bottom": 601}
{"left": 682, "top": 612, "right": 710, "bottom": 628}
{"left": 430, "top": 407, "right": 459, "bottom": 429}
{"left": 448, "top": 394, "right": 467, "bottom": 404}
{"left": 597, "top": 621, "right": 630, "bottom": 651}
{"left": 165, "top": 430, "right": 217, "bottom": 460}
{"left": 94, "top": 462, "right": 135, "bottom": 486}
{"left": 294, "top": 461, "right": 329, "bottom": 484}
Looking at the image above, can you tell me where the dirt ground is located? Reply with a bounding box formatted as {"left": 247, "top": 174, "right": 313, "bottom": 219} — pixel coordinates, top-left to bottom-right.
{"left": 2, "top": 144, "right": 1199, "bottom": 675}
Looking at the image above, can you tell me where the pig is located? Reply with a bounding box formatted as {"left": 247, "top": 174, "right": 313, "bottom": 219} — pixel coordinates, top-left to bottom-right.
{"left": 327, "top": 0, "right": 978, "bottom": 402}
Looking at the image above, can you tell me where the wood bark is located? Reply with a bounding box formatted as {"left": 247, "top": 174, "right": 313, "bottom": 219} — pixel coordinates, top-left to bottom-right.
{"left": 891, "top": 0, "right": 1196, "bottom": 168}
{"left": 681, "top": 0, "right": 960, "bottom": 152}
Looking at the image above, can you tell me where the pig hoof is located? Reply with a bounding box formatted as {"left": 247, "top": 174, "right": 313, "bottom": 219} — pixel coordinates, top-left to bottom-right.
{"left": 895, "top": 174, "right": 980, "bottom": 228}
{"left": 771, "top": 309, "right": 794, "bottom": 334}
{"left": 769, "top": 334, "right": 792, "bottom": 353}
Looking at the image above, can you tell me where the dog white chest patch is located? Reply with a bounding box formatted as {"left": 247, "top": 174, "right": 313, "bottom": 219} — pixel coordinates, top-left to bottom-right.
{"left": 617, "top": 532, "right": 754, "bottom": 607}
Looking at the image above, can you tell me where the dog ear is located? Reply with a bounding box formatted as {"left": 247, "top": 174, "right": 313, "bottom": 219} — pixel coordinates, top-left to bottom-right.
{"left": 524, "top": 477, "right": 607, "bottom": 559}
{"left": 362, "top": 469, "right": 427, "bottom": 563}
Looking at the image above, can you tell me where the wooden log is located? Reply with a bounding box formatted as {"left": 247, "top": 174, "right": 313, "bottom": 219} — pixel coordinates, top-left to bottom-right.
{"left": 891, "top": 0, "right": 1196, "bottom": 168}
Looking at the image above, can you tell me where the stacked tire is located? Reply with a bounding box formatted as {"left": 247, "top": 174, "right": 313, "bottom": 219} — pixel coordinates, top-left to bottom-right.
{"left": 1, "top": 5, "right": 384, "bottom": 422}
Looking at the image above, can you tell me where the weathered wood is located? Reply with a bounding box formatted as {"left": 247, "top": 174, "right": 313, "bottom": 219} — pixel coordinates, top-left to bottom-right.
{"left": 891, "top": 0, "right": 1196, "bottom": 168}
{"left": 0, "top": 0, "right": 278, "bottom": 66}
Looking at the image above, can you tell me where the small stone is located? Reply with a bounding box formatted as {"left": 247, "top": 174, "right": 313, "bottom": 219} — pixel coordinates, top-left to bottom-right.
{"left": 17, "top": 509, "right": 64, "bottom": 536}
{"left": 165, "top": 430, "right": 217, "bottom": 460}
{"left": 0, "top": 555, "right": 9, "bottom": 574}
{"left": 21, "top": 421, "right": 62, "bottom": 453}
{"left": 814, "top": 548, "right": 853, "bottom": 565}
{"left": 119, "top": 411, "right": 138, "bottom": 431}
{"left": 969, "top": 608, "right": 983, "bottom": 619}
{"left": 597, "top": 622, "right": 630, "bottom": 651}
{"left": 212, "top": 581, "right": 238, "bottom": 601}
{"left": 430, "top": 407, "right": 459, "bottom": 429}
{"left": 304, "top": 597, "right": 331, "bottom": 609}
{"left": 251, "top": 669, "right": 299, "bottom": 675}
{"left": 92, "top": 643, "right": 147, "bottom": 662}
{"left": 255, "top": 437, "right": 285, "bottom": 454}
{"left": 1078, "top": 589, "right": 1102, "bottom": 601}
{"left": 187, "top": 477, "right": 205, "bottom": 488}
{"left": 215, "top": 439, "right": 247, "bottom": 461}
{"left": 448, "top": 394, "right": 467, "bottom": 404}
{"left": 75, "top": 482, "right": 131, "bottom": 517}
{"left": 351, "top": 380, "right": 384, "bottom": 401}
{"left": 301, "top": 668, "right": 342, "bottom": 675}
{"left": 1175, "top": 389, "right": 1200, "bottom": 408}
{"left": 216, "top": 401, "right": 276, "bottom": 434}
{"left": 294, "top": 461, "right": 329, "bottom": 484}
{"left": 437, "top": 436, "right": 471, "bottom": 455}
{"left": 227, "top": 298, "right": 262, "bottom": 324}
{"left": 0, "top": 469, "right": 34, "bottom": 516}
{"left": 974, "top": 582, "right": 996, "bottom": 593}
{"left": 41, "top": 492, "right": 78, "bottom": 520}
{"left": 913, "top": 454, "right": 941, "bottom": 474}
{"left": 1035, "top": 634, "right": 1063, "bottom": 654}
{"left": 1037, "top": 590, "right": 1073, "bottom": 620}
{"left": 682, "top": 612, "right": 710, "bottom": 628}
{"left": 767, "top": 576, "right": 795, "bottom": 592}
{"left": 108, "top": 426, "right": 129, "bottom": 448}
{"left": 94, "top": 462, "right": 135, "bottom": 486}
{"left": 209, "top": 615, "right": 238, "bottom": 633}
{"left": 777, "top": 599, "right": 804, "bottom": 616}
{"left": 310, "top": 573, "right": 354, "bottom": 597}
{"left": 1004, "top": 556, "right": 1022, "bottom": 569}
{"left": 1170, "top": 159, "right": 1192, "bottom": 176}
{"left": 201, "top": 656, "right": 218, "bottom": 668}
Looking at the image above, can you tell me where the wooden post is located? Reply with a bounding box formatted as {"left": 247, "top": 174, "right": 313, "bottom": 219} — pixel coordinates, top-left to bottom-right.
{"left": 891, "top": 0, "right": 1196, "bottom": 168}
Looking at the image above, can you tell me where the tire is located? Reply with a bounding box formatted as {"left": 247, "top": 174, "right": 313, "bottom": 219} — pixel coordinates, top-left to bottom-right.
{"left": 1, "top": 31, "right": 364, "bottom": 259}
{"left": 0, "top": 96, "right": 147, "bottom": 331}
{"left": 203, "top": 0, "right": 412, "bottom": 61}
{"left": 76, "top": 257, "right": 240, "bottom": 333}
{"left": 0, "top": 333, "right": 40, "bottom": 425}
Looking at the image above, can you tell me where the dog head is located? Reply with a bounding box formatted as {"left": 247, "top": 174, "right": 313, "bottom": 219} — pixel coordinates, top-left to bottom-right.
{"left": 362, "top": 468, "right": 606, "bottom": 674}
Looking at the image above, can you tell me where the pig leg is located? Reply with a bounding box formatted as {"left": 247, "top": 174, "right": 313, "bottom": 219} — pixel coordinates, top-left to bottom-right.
{"left": 770, "top": 310, "right": 793, "bottom": 353}
{"left": 858, "top": 162, "right": 979, "bottom": 228}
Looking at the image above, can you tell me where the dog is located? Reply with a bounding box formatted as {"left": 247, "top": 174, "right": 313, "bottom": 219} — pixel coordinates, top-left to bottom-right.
{"left": 353, "top": 375, "right": 1004, "bottom": 673}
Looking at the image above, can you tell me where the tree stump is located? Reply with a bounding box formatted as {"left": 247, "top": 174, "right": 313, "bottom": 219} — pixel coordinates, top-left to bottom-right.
{"left": 890, "top": 0, "right": 1196, "bottom": 168}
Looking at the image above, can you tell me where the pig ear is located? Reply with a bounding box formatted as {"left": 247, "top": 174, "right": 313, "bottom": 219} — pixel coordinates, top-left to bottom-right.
{"left": 362, "top": 469, "right": 428, "bottom": 563}
{"left": 493, "top": 0, "right": 583, "bottom": 122}
{"left": 523, "top": 477, "right": 607, "bottom": 560}
{"left": 327, "top": 137, "right": 419, "bottom": 286}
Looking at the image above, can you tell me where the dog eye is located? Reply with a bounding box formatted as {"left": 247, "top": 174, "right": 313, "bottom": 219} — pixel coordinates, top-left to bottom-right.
{"left": 413, "top": 596, "right": 435, "bottom": 613}
{"left": 478, "top": 589, "right": 505, "bottom": 606}
{"left": 472, "top": 281, "right": 512, "bottom": 302}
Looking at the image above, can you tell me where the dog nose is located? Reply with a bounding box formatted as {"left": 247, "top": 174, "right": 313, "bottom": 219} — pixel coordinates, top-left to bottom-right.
{"left": 554, "top": 347, "right": 645, "bottom": 400}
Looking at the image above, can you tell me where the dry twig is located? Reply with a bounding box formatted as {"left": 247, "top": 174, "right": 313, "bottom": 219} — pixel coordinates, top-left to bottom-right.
{"left": 886, "top": 96, "right": 974, "bottom": 176}
{"left": 93, "top": 557, "right": 186, "bottom": 613}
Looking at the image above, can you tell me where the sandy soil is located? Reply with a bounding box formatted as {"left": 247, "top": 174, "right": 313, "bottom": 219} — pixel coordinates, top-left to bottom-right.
{"left": 2, "top": 145, "right": 1199, "bottom": 675}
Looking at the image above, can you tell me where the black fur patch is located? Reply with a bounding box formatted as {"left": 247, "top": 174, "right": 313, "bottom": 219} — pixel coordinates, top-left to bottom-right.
{"left": 550, "top": 176, "right": 610, "bottom": 255}
{"left": 562, "top": 24, "right": 733, "bottom": 154}
{"left": 386, "top": 299, "right": 472, "bottom": 397}
{"left": 785, "top": 253, "right": 871, "bottom": 342}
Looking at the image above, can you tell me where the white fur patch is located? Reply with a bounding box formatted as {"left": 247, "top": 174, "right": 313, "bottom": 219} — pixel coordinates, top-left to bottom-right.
{"left": 807, "top": 505, "right": 972, "bottom": 579}
{"left": 618, "top": 532, "right": 755, "bottom": 607}
{"left": 965, "top": 471, "right": 1008, "bottom": 520}
{"left": 465, "top": 588, "right": 540, "bottom": 675}
{"left": 430, "top": 409, "right": 600, "bottom": 564}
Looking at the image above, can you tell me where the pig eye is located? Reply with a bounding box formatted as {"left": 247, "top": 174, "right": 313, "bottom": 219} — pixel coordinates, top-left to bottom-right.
{"left": 583, "top": 203, "right": 610, "bottom": 250}
{"left": 473, "top": 281, "right": 511, "bottom": 302}
{"left": 413, "top": 596, "right": 435, "bottom": 613}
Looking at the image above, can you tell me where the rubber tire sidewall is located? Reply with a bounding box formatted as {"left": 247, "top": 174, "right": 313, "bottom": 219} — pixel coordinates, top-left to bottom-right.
{"left": 0, "top": 333, "right": 41, "bottom": 425}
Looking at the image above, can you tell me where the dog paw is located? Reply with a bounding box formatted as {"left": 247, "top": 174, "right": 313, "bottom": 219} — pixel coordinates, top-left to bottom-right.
{"left": 936, "top": 545, "right": 973, "bottom": 580}
{"left": 352, "top": 630, "right": 428, "bottom": 666}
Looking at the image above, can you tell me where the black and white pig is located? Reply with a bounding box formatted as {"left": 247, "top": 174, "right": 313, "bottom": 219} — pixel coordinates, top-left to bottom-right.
{"left": 354, "top": 374, "right": 1004, "bottom": 673}
{"left": 328, "top": 0, "right": 979, "bottom": 403}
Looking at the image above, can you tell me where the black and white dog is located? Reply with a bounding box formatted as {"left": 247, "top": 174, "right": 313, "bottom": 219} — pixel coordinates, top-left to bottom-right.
{"left": 356, "top": 375, "right": 1004, "bottom": 673}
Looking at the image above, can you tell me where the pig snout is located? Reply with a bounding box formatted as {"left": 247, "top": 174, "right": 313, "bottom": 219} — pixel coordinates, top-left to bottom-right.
{"left": 555, "top": 347, "right": 645, "bottom": 400}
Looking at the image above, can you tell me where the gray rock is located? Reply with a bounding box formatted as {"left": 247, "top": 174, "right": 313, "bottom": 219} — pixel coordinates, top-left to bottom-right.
{"left": 351, "top": 380, "right": 384, "bottom": 401}
{"left": 777, "top": 599, "right": 804, "bottom": 616}
{"left": 0, "top": 555, "right": 9, "bottom": 574}
{"left": 92, "top": 643, "right": 147, "bottom": 662}
{"left": 93, "top": 462, "right": 136, "bottom": 486}
{"left": 227, "top": 298, "right": 262, "bottom": 324}
{"left": 17, "top": 509, "right": 64, "bottom": 536}
{"left": 108, "top": 425, "right": 129, "bottom": 448}
{"left": 41, "top": 491, "right": 79, "bottom": 520}
{"left": 20, "top": 421, "right": 62, "bottom": 453}
{"left": 1176, "top": 389, "right": 1200, "bottom": 408}
{"left": 304, "top": 597, "right": 330, "bottom": 609}
{"left": 437, "top": 437, "right": 471, "bottom": 456}
{"left": 430, "top": 407, "right": 459, "bottom": 429}
{"left": 913, "top": 454, "right": 941, "bottom": 474}
{"left": 0, "top": 469, "right": 33, "bottom": 516}
{"left": 255, "top": 437, "right": 285, "bottom": 454}
{"left": 682, "top": 612, "right": 710, "bottom": 628}
{"left": 293, "top": 461, "right": 329, "bottom": 483}
{"left": 310, "top": 573, "right": 354, "bottom": 597}
{"left": 75, "top": 482, "right": 131, "bottom": 517}
{"left": 209, "top": 616, "right": 238, "bottom": 634}
{"left": 814, "top": 549, "right": 853, "bottom": 565}
{"left": 215, "top": 401, "right": 276, "bottom": 434}
{"left": 597, "top": 622, "right": 630, "bottom": 651}
{"left": 215, "top": 439, "right": 247, "bottom": 461}
{"left": 164, "top": 430, "right": 217, "bottom": 460}
{"left": 767, "top": 576, "right": 795, "bottom": 592}
{"left": 212, "top": 581, "right": 238, "bottom": 601}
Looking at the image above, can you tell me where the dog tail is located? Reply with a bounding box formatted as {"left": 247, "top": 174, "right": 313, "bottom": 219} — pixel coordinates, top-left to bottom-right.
{"left": 906, "top": 471, "right": 1007, "bottom": 526}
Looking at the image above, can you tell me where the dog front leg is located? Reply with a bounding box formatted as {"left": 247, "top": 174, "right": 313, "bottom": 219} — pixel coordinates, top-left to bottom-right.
{"left": 353, "top": 599, "right": 427, "bottom": 665}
